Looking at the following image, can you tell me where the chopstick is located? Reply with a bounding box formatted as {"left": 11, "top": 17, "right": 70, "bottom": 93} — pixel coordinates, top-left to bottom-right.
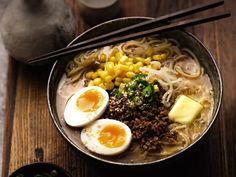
{"left": 30, "top": 0, "right": 224, "bottom": 62}
{"left": 28, "top": 0, "right": 230, "bottom": 65}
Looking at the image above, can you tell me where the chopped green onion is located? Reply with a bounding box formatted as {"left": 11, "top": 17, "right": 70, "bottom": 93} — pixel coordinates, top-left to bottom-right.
{"left": 114, "top": 88, "right": 123, "bottom": 100}
{"left": 142, "top": 85, "right": 154, "bottom": 97}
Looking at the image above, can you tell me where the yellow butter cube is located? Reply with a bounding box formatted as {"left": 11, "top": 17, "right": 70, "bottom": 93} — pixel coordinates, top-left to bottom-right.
{"left": 168, "top": 95, "right": 203, "bottom": 124}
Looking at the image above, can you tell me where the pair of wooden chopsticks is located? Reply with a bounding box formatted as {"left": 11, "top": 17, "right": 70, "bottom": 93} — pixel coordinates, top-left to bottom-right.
{"left": 28, "top": 0, "right": 230, "bottom": 65}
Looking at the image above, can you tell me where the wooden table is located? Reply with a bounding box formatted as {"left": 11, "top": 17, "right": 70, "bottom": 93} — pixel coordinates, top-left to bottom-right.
{"left": 2, "top": 0, "right": 236, "bottom": 177}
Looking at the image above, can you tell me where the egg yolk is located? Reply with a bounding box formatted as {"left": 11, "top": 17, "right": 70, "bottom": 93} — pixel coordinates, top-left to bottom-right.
{"left": 99, "top": 124, "right": 126, "bottom": 148}
{"left": 76, "top": 89, "right": 104, "bottom": 112}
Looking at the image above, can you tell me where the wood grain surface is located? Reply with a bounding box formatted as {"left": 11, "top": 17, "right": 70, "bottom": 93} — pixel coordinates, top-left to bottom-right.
{"left": 2, "top": 0, "right": 236, "bottom": 177}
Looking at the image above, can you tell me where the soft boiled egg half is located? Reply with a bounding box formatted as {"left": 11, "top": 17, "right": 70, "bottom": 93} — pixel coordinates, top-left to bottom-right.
{"left": 64, "top": 86, "right": 109, "bottom": 127}
{"left": 81, "top": 119, "right": 132, "bottom": 156}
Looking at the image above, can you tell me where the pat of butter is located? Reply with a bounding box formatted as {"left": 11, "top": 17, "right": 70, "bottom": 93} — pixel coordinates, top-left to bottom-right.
{"left": 168, "top": 95, "right": 203, "bottom": 124}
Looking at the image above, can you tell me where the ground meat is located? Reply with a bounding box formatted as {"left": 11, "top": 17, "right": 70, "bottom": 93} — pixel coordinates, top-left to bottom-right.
{"left": 141, "top": 137, "right": 162, "bottom": 152}
{"left": 102, "top": 90, "right": 177, "bottom": 152}
{"left": 161, "top": 131, "right": 179, "bottom": 144}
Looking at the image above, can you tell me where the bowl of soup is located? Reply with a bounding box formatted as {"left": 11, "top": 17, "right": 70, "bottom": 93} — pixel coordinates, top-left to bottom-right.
{"left": 47, "top": 17, "right": 222, "bottom": 165}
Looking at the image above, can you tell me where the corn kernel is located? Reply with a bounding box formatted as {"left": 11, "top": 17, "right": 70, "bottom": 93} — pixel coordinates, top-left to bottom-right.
{"left": 126, "top": 71, "right": 135, "bottom": 78}
{"left": 105, "top": 62, "right": 115, "bottom": 73}
{"left": 97, "top": 69, "right": 104, "bottom": 76}
{"left": 153, "top": 54, "right": 166, "bottom": 60}
{"left": 154, "top": 85, "right": 159, "bottom": 92}
{"left": 120, "top": 56, "right": 128, "bottom": 63}
{"left": 151, "top": 62, "right": 161, "bottom": 70}
{"left": 134, "top": 57, "right": 144, "bottom": 63}
{"left": 109, "top": 56, "right": 117, "bottom": 63}
{"left": 129, "top": 65, "right": 134, "bottom": 71}
{"left": 128, "top": 58, "right": 133, "bottom": 62}
{"left": 97, "top": 68, "right": 103, "bottom": 72}
{"left": 92, "top": 72, "right": 98, "bottom": 79}
{"left": 88, "top": 81, "right": 94, "bottom": 86}
{"left": 126, "top": 61, "right": 133, "bottom": 66}
{"left": 98, "top": 83, "right": 106, "bottom": 90}
{"left": 115, "top": 52, "right": 123, "bottom": 61}
{"left": 123, "top": 78, "right": 131, "bottom": 83}
{"left": 161, "top": 53, "right": 167, "bottom": 59}
{"left": 153, "top": 54, "right": 162, "bottom": 60}
{"left": 85, "top": 71, "right": 93, "bottom": 79}
{"left": 115, "top": 77, "right": 123, "bottom": 82}
{"left": 148, "top": 77, "right": 155, "bottom": 83}
{"left": 114, "top": 81, "right": 121, "bottom": 87}
{"left": 119, "top": 83, "right": 125, "bottom": 91}
{"left": 93, "top": 78, "right": 102, "bottom": 85}
{"left": 144, "top": 57, "right": 151, "bottom": 65}
{"left": 104, "top": 75, "right": 113, "bottom": 82}
{"left": 111, "top": 47, "right": 119, "bottom": 56}
{"left": 105, "top": 82, "right": 114, "bottom": 90}
{"left": 118, "top": 64, "right": 129, "bottom": 71}
{"left": 100, "top": 63, "right": 105, "bottom": 69}
{"left": 114, "top": 69, "right": 122, "bottom": 76}
{"left": 100, "top": 53, "right": 107, "bottom": 62}
{"left": 119, "top": 71, "right": 127, "bottom": 78}
{"left": 100, "top": 70, "right": 108, "bottom": 78}
{"left": 133, "top": 65, "right": 140, "bottom": 73}
{"left": 147, "top": 65, "right": 151, "bottom": 68}
{"left": 146, "top": 47, "right": 154, "bottom": 56}
{"left": 136, "top": 62, "right": 143, "bottom": 67}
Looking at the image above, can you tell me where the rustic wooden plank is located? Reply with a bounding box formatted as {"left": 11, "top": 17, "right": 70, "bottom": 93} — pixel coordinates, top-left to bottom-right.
{"left": 213, "top": 0, "right": 236, "bottom": 176}
{"left": 1, "top": 58, "right": 18, "bottom": 177}
{"left": 191, "top": 1, "right": 236, "bottom": 177}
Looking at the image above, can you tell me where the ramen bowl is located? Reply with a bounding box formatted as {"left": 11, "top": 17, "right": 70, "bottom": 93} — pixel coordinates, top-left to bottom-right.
{"left": 47, "top": 17, "right": 222, "bottom": 165}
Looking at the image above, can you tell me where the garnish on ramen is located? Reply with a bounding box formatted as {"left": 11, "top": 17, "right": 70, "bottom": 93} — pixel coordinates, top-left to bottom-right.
{"left": 57, "top": 36, "right": 214, "bottom": 158}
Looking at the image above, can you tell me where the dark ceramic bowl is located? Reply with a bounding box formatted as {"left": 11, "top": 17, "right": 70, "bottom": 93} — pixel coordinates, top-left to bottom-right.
{"left": 47, "top": 17, "right": 222, "bottom": 166}
{"left": 9, "top": 162, "right": 72, "bottom": 177}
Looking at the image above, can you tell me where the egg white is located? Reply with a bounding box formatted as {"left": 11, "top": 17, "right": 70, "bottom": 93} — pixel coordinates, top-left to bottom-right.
{"left": 81, "top": 119, "right": 132, "bottom": 156}
{"left": 64, "top": 86, "right": 109, "bottom": 127}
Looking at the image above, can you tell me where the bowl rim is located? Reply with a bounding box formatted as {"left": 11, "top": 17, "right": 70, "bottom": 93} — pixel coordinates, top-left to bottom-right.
{"left": 79, "top": 0, "right": 118, "bottom": 9}
{"left": 47, "top": 16, "right": 223, "bottom": 166}
{"left": 9, "top": 162, "right": 72, "bottom": 177}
